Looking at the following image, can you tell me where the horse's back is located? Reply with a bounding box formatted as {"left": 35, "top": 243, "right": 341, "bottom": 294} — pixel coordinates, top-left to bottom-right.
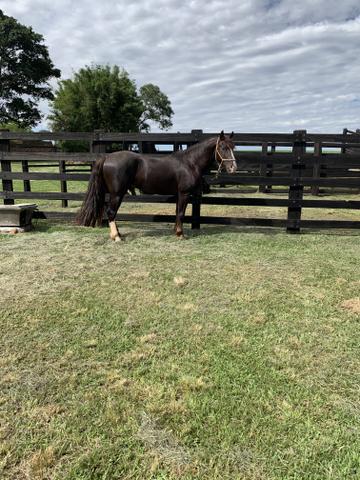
{"left": 105, "top": 150, "right": 140, "bottom": 164}
{"left": 103, "top": 151, "right": 141, "bottom": 172}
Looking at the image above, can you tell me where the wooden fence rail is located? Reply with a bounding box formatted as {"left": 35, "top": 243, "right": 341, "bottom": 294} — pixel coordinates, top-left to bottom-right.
{"left": 1, "top": 129, "right": 360, "bottom": 233}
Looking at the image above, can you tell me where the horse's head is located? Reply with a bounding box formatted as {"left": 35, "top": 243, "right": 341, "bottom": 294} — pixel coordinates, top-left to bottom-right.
{"left": 215, "top": 131, "right": 237, "bottom": 173}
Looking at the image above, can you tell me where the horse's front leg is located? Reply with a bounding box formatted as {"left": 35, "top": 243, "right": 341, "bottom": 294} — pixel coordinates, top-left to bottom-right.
{"left": 174, "top": 198, "right": 179, "bottom": 232}
{"left": 175, "top": 192, "right": 190, "bottom": 238}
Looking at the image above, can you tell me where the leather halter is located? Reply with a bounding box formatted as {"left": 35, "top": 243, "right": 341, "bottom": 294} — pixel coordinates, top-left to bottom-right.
{"left": 215, "top": 137, "right": 236, "bottom": 174}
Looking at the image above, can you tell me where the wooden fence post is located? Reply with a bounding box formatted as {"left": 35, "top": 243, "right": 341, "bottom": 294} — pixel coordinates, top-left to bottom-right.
{"left": 341, "top": 128, "right": 347, "bottom": 155}
{"left": 189, "top": 129, "right": 203, "bottom": 150}
{"left": 59, "top": 159, "right": 68, "bottom": 208}
{"left": 260, "top": 143, "right": 274, "bottom": 193}
{"left": 191, "top": 129, "right": 203, "bottom": 141}
{"left": 139, "top": 141, "right": 148, "bottom": 153}
{"left": 0, "top": 130, "right": 14, "bottom": 205}
{"left": 311, "top": 142, "right": 321, "bottom": 196}
{"left": 92, "top": 130, "right": 107, "bottom": 157}
{"left": 259, "top": 142, "right": 268, "bottom": 193}
{"left": 287, "top": 130, "right": 306, "bottom": 233}
{"left": 191, "top": 185, "right": 202, "bottom": 230}
{"left": 22, "top": 160, "right": 31, "bottom": 193}
{"left": 265, "top": 144, "right": 275, "bottom": 193}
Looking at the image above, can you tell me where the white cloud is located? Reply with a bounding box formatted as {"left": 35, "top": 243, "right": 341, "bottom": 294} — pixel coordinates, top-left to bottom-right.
{"left": 2, "top": 0, "right": 360, "bottom": 132}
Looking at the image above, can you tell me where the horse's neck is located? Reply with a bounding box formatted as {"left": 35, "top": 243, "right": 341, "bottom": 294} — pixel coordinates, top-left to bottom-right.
{"left": 186, "top": 138, "right": 216, "bottom": 173}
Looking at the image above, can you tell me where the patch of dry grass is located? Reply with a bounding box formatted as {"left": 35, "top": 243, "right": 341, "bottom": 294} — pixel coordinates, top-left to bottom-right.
{"left": 137, "top": 413, "right": 192, "bottom": 474}
{"left": 340, "top": 297, "right": 360, "bottom": 314}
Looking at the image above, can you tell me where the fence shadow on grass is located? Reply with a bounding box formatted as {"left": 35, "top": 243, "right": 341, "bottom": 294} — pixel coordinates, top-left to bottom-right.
{"left": 30, "top": 218, "right": 360, "bottom": 240}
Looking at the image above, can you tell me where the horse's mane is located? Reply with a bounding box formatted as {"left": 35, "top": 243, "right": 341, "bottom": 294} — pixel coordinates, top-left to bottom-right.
{"left": 173, "top": 137, "right": 216, "bottom": 160}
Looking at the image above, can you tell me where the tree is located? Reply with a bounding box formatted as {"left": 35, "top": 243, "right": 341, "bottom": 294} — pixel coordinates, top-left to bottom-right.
{"left": 0, "top": 10, "right": 60, "bottom": 128}
{"left": 0, "top": 121, "right": 31, "bottom": 132}
{"left": 139, "top": 84, "right": 174, "bottom": 132}
{"left": 49, "top": 65, "right": 173, "bottom": 133}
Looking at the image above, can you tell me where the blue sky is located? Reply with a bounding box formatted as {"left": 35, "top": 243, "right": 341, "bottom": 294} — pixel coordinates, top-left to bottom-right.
{"left": 2, "top": 0, "right": 360, "bottom": 133}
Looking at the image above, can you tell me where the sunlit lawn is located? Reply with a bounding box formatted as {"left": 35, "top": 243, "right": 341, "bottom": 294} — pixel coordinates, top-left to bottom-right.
{"left": 0, "top": 217, "right": 359, "bottom": 479}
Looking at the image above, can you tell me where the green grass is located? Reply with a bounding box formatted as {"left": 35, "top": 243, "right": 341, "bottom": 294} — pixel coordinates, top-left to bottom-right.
{"left": 0, "top": 221, "right": 359, "bottom": 479}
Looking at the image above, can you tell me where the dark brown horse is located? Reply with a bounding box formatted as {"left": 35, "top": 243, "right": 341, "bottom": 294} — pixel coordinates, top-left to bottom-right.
{"left": 77, "top": 131, "right": 236, "bottom": 240}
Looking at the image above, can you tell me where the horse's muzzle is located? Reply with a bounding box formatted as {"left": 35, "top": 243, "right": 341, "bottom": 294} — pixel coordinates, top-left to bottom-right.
{"left": 228, "top": 161, "right": 237, "bottom": 173}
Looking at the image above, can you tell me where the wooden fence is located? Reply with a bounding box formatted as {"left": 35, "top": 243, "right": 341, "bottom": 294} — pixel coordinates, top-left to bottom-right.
{"left": 0, "top": 129, "right": 360, "bottom": 233}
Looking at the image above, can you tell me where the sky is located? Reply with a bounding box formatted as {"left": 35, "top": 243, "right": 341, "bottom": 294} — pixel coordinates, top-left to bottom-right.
{"left": 2, "top": 0, "right": 360, "bottom": 133}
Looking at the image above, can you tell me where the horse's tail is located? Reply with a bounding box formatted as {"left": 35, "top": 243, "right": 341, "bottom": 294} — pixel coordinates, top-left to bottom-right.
{"left": 76, "top": 155, "right": 107, "bottom": 227}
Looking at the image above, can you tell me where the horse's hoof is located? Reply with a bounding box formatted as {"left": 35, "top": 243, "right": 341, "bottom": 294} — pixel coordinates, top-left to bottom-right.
{"left": 176, "top": 234, "right": 185, "bottom": 240}
{"left": 110, "top": 235, "right": 122, "bottom": 242}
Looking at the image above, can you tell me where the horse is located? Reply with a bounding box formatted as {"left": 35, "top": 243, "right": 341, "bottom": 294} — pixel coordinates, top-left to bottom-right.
{"left": 77, "top": 131, "right": 237, "bottom": 241}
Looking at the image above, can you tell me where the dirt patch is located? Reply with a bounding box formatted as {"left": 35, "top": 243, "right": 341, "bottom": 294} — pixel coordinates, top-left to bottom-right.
{"left": 340, "top": 298, "right": 360, "bottom": 315}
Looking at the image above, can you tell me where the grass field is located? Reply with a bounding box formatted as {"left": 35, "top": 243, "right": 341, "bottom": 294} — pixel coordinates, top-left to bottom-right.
{"left": 0, "top": 215, "right": 359, "bottom": 479}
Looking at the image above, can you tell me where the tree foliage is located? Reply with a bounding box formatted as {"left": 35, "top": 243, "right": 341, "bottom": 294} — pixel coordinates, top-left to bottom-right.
{"left": 0, "top": 121, "right": 31, "bottom": 132}
{"left": 0, "top": 10, "right": 60, "bottom": 127}
{"left": 139, "top": 83, "right": 174, "bottom": 132}
{"left": 49, "top": 65, "right": 173, "bottom": 133}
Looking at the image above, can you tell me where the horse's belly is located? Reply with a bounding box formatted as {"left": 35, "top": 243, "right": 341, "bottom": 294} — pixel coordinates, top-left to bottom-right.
{"left": 137, "top": 180, "right": 178, "bottom": 195}
{"left": 134, "top": 166, "right": 178, "bottom": 194}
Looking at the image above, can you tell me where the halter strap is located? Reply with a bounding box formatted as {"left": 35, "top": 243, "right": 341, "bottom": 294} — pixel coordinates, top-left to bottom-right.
{"left": 215, "top": 136, "right": 236, "bottom": 175}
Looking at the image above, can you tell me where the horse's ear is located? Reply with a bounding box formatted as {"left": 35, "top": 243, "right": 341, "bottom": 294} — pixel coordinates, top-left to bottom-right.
{"left": 219, "top": 130, "right": 225, "bottom": 140}
{"left": 230, "top": 131, "right": 234, "bottom": 139}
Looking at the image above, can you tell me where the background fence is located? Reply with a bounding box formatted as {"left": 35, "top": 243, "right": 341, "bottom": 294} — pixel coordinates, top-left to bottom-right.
{"left": 1, "top": 129, "right": 360, "bottom": 232}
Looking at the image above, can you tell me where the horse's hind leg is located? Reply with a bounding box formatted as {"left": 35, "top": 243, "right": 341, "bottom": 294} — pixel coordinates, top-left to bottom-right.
{"left": 106, "top": 193, "right": 124, "bottom": 242}
{"left": 103, "top": 155, "right": 138, "bottom": 241}
{"left": 175, "top": 192, "right": 190, "bottom": 238}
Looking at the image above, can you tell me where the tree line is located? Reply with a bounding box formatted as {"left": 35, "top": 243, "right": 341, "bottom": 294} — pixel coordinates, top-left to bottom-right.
{"left": 0, "top": 10, "right": 173, "bottom": 134}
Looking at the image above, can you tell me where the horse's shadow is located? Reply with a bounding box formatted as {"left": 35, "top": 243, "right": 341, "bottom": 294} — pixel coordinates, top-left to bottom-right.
{"left": 121, "top": 224, "right": 282, "bottom": 240}
{"left": 121, "top": 223, "right": 360, "bottom": 240}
